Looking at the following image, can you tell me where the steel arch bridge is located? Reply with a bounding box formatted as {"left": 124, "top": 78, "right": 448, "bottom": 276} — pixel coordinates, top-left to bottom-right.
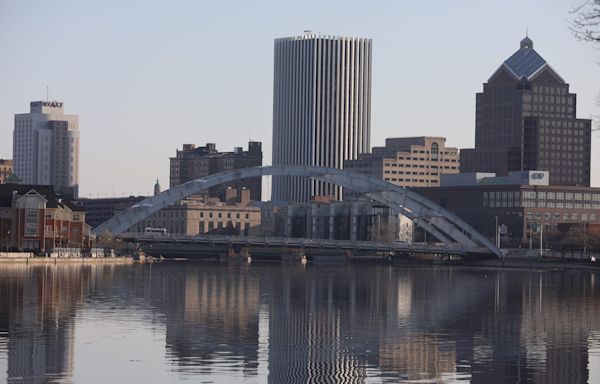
{"left": 92, "top": 166, "right": 502, "bottom": 257}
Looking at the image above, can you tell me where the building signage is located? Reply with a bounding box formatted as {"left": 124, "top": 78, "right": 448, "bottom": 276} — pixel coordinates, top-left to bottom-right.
{"left": 531, "top": 172, "right": 545, "bottom": 180}
{"left": 30, "top": 101, "right": 63, "bottom": 109}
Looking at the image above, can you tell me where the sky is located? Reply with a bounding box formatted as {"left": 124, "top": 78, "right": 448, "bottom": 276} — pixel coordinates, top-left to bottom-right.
{"left": 0, "top": 0, "right": 598, "bottom": 198}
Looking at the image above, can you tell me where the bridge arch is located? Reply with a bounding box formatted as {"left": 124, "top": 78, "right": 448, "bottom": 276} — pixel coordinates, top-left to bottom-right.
{"left": 92, "top": 166, "right": 502, "bottom": 257}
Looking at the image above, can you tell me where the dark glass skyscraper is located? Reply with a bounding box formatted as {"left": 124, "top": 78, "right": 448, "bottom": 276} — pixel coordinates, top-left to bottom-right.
{"left": 461, "top": 37, "right": 591, "bottom": 186}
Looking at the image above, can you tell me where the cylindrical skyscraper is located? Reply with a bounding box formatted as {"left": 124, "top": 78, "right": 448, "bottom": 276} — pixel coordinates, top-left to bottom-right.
{"left": 272, "top": 33, "right": 372, "bottom": 202}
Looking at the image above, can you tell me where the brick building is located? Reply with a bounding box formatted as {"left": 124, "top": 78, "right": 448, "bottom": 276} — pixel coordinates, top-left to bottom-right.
{"left": 414, "top": 171, "right": 600, "bottom": 246}
{"left": 170, "top": 141, "right": 262, "bottom": 201}
{"left": 0, "top": 159, "right": 13, "bottom": 184}
{"left": 0, "top": 184, "right": 89, "bottom": 252}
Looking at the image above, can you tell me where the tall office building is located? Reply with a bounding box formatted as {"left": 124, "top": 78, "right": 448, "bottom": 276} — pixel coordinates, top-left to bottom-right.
{"left": 272, "top": 32, "right": 372, "bottom": 202}
{"left": 13, "top": 101, "right": 80, "bottom": 197}
{"left": 461, "top": 37, "right": 592, "bottom": 186}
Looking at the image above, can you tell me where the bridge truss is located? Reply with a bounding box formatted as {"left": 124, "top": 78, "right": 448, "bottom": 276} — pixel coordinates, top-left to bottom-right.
{"left": 92, "top": 166, "right": 502, "bottom": 257}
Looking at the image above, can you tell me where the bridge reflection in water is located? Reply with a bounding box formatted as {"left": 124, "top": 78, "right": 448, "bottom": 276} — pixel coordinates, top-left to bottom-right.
{"left": 0, "top": 264, "right": 599, "bottom": 383}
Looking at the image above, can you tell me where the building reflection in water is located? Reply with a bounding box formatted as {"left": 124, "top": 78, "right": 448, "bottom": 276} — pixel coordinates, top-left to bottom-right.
{"left": 0, "top": 263, "right": 599, "bottom": 383}
{"left": 0, "top": 264, "right": 87, "bottom": 383}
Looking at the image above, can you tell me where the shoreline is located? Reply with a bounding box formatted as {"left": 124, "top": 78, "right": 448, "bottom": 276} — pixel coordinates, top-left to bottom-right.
{"left": 0, "top": 256, "right": 133, "bottom": 264}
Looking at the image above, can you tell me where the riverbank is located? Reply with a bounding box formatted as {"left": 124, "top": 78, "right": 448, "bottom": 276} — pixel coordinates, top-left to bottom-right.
{"left": 0, "top": 253, "right": 133, "bottom": 264}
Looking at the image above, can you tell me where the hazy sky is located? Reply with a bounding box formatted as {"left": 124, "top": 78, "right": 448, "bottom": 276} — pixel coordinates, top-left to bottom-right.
{"left": 0, "top": 0, "right": 598, "bottom": 198}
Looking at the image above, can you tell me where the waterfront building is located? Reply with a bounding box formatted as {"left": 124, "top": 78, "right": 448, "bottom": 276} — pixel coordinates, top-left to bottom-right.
{"left": 127, "top": 188, "right": 261, "bottom": 236}
{"left": 344, "top": 137, "right": 459, "bottom": 193}
{"left": 13, "top": 101, "right": 80, "bottom": 197}
{"left": 261, "top": 196, "right": 404, "bottom": 241}
{"left": 76, "top": 195, "right": 148, "bottom": 229}
{"left": 170, "top": 141, "right": 262, "bottom": 201}
{"left": 0, "top": 184, "right": 89, "bottom": 251}
{"left": 413, "top": 171, "right": 600, "bottom": 245}
{"left": 272, "top": 32, "right": 372, "bottom": 202}
{"left": 460, "top": 37, "right": 592, "bottom": 186}
{"left": 0, "top": 159, "right": 13, "bottom": 183}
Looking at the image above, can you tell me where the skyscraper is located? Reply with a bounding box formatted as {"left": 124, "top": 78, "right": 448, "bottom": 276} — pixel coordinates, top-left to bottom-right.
{"left": 13, "top": 101, "right": 80, "bottom": 197}
{"left": 460, "top": 37, "right": 592, "bottom": 186}
{"left": 272, "top": 32, "right": 372, "bottom": 202}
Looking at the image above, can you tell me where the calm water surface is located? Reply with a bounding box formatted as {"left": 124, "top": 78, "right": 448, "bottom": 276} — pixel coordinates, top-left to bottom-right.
{"left": 0, "top": 262, "right": 599, "bottom": 383}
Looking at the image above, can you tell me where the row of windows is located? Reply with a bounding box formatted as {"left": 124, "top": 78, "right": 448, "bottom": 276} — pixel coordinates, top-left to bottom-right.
{"left": 395, "top": 157, "right": 458, "bottom": 163}
{"left": 385, "top": 170, "right": 440, "bottom": 176}
{"left": 200, "top": 211, "right": 250, "bottom": 219}
{"left": 409, "top": 150, "right": 456, "bottom": 156}
{"left": 489, "top": 200, "right": 600, "bottom": 209}
{"left": 384, "top": 177, "right": 438, "bottom": 183}
{"left": 526, "top": 211, "right": 597, "bottom": 222}
{"left": 485, "top": 191, "right": 600, "bottom": 202}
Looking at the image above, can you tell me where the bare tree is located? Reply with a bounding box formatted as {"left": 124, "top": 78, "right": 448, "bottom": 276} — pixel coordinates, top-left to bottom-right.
{"left": 571, "top": 1, "right": 600, "bottom": 131}
{"left": 570, "top": 0, "right": 600, "bottom": 43}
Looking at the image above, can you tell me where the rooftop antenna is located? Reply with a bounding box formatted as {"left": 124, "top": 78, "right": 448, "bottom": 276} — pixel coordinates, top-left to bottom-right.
{"left": 526, "top": 27, "right": 528, "bottom": 37}
{"left": 46, "top": 86, "right": 49, "bottom": 101}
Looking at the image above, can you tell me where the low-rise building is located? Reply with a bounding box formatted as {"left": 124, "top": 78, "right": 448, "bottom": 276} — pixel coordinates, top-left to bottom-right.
{"left": 0, "top": 184, "right": 90, "bottom": 252}
{"left": 128, "top": 188, "right": 262, "bottom": 236}
{"left": 344, "top": 137, "right": 459, "bottom": 197}
{"left": 414, "top": 171, "right": 600, "bottom": 246}
{"left": 262, "top": 196, "right": 404, "bottom": 242}
{"left": 0, "top": 159, "right": 13, "bottom": 184}
{"left": 76, "top": 196, "right": 148, "bottom": 228}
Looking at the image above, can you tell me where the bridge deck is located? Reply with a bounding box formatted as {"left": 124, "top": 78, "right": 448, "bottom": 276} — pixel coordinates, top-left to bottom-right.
{"left": 122, "top": 233, "right": 493, "bottom": 255}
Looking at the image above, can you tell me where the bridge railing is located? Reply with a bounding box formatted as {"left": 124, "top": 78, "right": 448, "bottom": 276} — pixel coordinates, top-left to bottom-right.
{"left": 120, "top": 232, "right": 468, "bottom": 253}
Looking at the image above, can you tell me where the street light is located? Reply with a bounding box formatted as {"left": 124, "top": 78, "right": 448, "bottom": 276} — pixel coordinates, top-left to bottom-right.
{"left": 494, "top": 215, "right": 500, "bottom": 248}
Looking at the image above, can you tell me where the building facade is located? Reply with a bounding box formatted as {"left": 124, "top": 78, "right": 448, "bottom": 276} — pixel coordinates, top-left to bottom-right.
{"left": 170, "top": 142, "right": 262, "bottom": 201}
{"left": 76, "top": 196, "right": 148, "bottom": 229}
{"left": 460, "top": 37, "right": 591, "bottom": 186}
{"left": 414, "top": 171, "right": 600, "bottom": 246}
{"left": 0, "top": 184, "right": 89, "bottom": 252}
{"left": 0, "top": 159, "right": 13, "bottom": 184}
{"left": 272, "top": 33, "right": 372, "bottom": 202}
{"left": 13, "top": 101, "right": 80, "bottom": 197}
{"left": 127, "top": 191, "right": 262, "bottom": 237}
{"left": 260, "top": 196, "right": 403, "bottom": 242}
{"left": 344, "top": 137, "right": 459, "bottom": 192}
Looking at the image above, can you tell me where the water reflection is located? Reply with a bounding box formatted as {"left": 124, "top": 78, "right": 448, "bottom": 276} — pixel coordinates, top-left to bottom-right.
{"left": 0, "top": 263, "right": 599, "bottom": 383}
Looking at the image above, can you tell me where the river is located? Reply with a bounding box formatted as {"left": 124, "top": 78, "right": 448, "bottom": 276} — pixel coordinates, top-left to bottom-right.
{"left": 0, "top": 262, "right": 599, "bottom": 383}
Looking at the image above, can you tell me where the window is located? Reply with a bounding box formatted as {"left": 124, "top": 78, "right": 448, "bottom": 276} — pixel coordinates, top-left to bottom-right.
{"left": 431, "top": 143, "right": 439, "bottom": 157}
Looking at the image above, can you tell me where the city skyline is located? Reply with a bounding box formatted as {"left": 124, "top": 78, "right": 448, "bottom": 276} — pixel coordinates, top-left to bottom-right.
{"left": 0, "top": 1, "right": 598, "bottom": 198}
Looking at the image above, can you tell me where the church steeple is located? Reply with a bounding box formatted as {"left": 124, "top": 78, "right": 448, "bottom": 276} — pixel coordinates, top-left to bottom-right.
{"left": 153, "top": 179, "right": 161, "bottom": 196}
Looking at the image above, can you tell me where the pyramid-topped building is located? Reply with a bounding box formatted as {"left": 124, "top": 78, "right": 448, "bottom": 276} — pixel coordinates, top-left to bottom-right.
{"left": 498, "top": 37, "right": 557, "bottom": 80}
{"left": 461, "top": 37, "right": 591, "bottom": 186}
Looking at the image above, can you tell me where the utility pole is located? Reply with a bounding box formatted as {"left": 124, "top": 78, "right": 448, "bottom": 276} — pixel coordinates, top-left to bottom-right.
{"left": 529, "top": 221, "right": 533, "bottom": 250}
{"left": 539, "top": 222, "right": 543, "bottom": 258}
